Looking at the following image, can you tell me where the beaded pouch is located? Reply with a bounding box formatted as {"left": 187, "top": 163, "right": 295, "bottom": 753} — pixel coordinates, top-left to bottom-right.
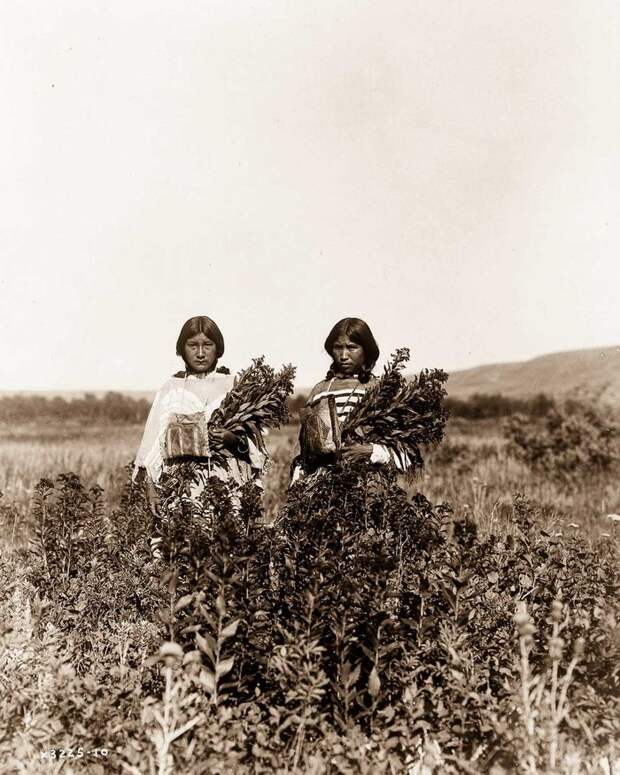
{"left": 302, "top": 395, "right": 341, "bottom": 460}
{"left": 165, "top": 412, "right": 211, "bottom": 459}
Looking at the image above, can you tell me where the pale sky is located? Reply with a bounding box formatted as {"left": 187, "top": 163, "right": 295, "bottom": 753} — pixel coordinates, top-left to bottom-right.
{"left": 2, "top": 0, "right": 619, "bottom": 391}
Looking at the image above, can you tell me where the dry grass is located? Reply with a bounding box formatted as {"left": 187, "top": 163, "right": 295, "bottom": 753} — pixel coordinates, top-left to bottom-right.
{"left": 0, "top": 423, "right": 143, "bottom": 517}
{"left": 420, "top": 422, "right": 620, "bottom": 541}
{"left": 0, "top": 422, "right": 299, "bottom": 536}
{"left": 2, "top": 419, "right": 619, "bottom": 544}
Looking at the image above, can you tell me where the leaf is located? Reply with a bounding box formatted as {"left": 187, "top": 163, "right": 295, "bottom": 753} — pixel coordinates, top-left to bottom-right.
{"left": 220, "top": 619, "right": 240, "bottom": 641}
{"left": 200, "top": 668, "right": 216, "bottom": 694}
{"left": 174, "top": 594, "right": 194, "bottom": 613}
{"left": 156, "top": 607, "right": 173, "bottom": 625}
{"left": 215, "top": 595, "right": 226, "bottom": 618}
{"left": 440, "top": 583, "right": 456, "bottom": 610}
{"left": 348, "top": 663, "right": 362, "bottom": 687}
{"left": 167, "top": 567, "right": 179, "bottom": 596}
{"left": 368, "top": 667, "right": 381, "bottom": 698}
{"left": 195, "top": 632, "right": 215, "bottom": 662}
{"left": 216, "top": 656, "right": 235, "bottom": 679}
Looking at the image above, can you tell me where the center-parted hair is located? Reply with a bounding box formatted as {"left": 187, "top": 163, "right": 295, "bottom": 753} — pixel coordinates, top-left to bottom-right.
{"left": 324, "top": 317, "right": 379, "bottom": 383}
{"left": 176, "top": 316, "right": 225, "bottom": 360}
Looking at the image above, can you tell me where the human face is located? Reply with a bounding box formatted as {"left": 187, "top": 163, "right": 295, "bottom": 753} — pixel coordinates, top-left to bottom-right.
{"left": 183, "top": 332, "right": 217, "bottom": 375}
{"left": 332, "top": 335, "right": 366, "bottom": 377}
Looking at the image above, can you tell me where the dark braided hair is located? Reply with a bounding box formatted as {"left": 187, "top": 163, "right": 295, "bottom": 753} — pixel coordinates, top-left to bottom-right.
{"left": 324, "top": 318, "right": 379, "bottom": 384}
{"left": 173, "top": 365, "right": 230, "bottom": 377}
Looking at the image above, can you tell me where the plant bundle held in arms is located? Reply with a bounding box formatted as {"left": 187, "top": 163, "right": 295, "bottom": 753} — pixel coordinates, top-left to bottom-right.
{"left": 207, "top": 357, "right": 296, "bottom": 470}
{"left": 341, "top": 348, "right": 448, "bottom": 474}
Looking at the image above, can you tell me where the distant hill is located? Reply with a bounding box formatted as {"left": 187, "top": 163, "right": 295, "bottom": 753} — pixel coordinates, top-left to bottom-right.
{"left": 3, "top": 346, "right": 619, "bottom": 408}
{"left": 446, "top": 346, "right": 620, "bottom": 405}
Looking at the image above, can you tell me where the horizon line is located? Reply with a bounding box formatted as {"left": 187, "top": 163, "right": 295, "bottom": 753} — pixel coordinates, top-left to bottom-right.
{"left": 2, "top": 342, "right": 618, "bottom": 397}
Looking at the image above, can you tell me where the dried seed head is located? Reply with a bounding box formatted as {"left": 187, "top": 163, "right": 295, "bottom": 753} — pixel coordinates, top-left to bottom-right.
{"left": 573, "top": 637, "right": 586, "bottom": 659}
{"left": 514, "top": 602, "right": 532, "bottom": 633}
{"left": 183, "top": 649, "right": 202, "bottom": 665}
{"left": 520, "top": 622, "right": 536, "bottom": 638}
{"left": 548, "top": 637, "right": 565, "bottom": 661}
{"left": 514, "top": 602, "right": 528, "bottom": 622}
{"left": 159, "top": 641, "right": 184, "bottom": 665}
{"left": 551, "top": 600, "right": 563, "bottom": 622}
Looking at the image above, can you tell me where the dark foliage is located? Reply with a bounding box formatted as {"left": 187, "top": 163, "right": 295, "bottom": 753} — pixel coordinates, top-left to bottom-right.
{"left": 505, "top": 399, "right": 619, "bottom": 480}
{"left": 8, "top": 460, "right": 620, "bottom": 772}
{"left": 0, "top": 391, "right": 152, "bottom": 425}
{"left": 447, "top": 392, "right": 555, "bottom": 420}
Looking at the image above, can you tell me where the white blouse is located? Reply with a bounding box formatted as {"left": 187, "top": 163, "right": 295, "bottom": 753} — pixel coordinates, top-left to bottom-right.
{"left": 134, "top": 372, "right": 265, "bottom": 485}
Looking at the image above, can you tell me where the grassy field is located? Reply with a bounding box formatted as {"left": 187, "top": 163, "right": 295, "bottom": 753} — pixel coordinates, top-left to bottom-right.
{"left": 0, "top": 424, "right": 143, "bottom": 521}
{"left": 1, "top": 417, "right": 619, "bottom": 773}
{"left": 2, "top": 418, "right": 618, "bottom": 536}
{"left": 0, "top": 422, "right": 296, "bottom": 532}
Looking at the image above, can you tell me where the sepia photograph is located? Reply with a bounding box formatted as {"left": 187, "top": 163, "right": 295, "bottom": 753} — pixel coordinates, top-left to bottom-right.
{"left": 1, "top": 1, "right": 619, "bottom": 773}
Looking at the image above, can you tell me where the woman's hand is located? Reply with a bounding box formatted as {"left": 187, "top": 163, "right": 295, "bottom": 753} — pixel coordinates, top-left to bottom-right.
{"left": 210, "top": 428, "right": 242, "bottom": 453}
{"left": 340, "top": 443, "right": 373, "bottom": 462}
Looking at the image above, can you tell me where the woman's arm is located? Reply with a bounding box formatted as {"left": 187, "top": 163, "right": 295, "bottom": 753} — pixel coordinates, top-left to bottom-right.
{"left": 340, "top": 444, "right": 374, "bottom": 462}
{"left": 340, "top": 442, "right": 410, "bottom": 471}
{"left": 370, "top": 443, "right": 411, "bottom": 471}
{"left": 289, "top": 423, "right": 306, "bottom": 486}
{"left": 132, "top": 387, "right": 166, "bottom": 482}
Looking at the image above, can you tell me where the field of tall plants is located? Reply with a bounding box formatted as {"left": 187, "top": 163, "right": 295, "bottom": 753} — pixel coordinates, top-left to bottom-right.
{"left": 1, "top": 401, "right": 619, "bottom": 774}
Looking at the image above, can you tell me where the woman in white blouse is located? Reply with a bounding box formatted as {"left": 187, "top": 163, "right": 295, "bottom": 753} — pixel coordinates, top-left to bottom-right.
{"left": 134, "top": 316, "right": 266, "bottom": 517}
